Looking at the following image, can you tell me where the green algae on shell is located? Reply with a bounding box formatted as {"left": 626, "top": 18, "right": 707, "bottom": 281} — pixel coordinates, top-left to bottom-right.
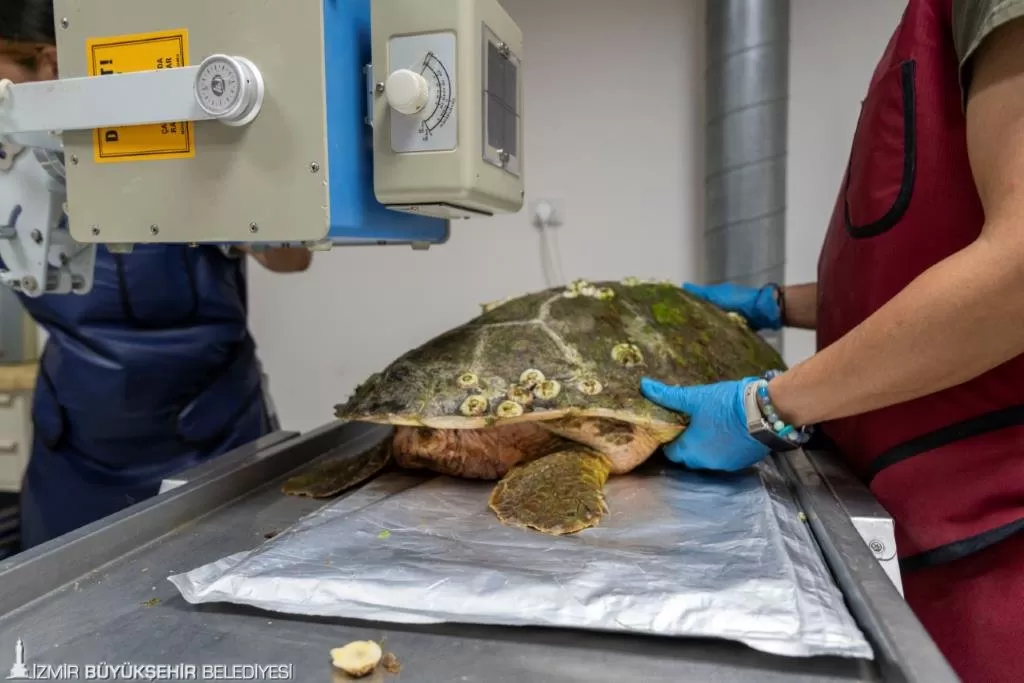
{"left": 335, "top": 279, "right": 785, "bottom": 430}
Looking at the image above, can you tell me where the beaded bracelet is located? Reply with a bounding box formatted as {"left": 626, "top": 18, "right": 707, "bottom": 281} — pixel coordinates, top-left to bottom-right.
{"left": 753, "top": 370, "right": 813, "bottom": 446}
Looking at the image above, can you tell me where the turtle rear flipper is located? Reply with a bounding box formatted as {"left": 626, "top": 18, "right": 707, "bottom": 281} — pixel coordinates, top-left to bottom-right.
{"left": 282, "top": 439, "right": 393, "bottom": 498}
{"left": 487, "top": 449, "right": 613, "bottom": 535}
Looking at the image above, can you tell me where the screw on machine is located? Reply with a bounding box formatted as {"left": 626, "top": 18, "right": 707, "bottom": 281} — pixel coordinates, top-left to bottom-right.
{"left": 867, "top": 538, "right": 887, "bottom": 557}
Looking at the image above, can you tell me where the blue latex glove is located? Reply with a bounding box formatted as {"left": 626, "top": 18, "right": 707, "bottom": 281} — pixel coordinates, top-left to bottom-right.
{"left": 682, "top": 282, "right": 782, "bottom": 331}
{"left": 640, "top": 376, "right": 771, "bottom": 472}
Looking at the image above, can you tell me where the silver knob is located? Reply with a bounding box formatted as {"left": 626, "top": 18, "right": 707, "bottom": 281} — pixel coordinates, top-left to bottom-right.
{"left": 193, "top": 55, "right": 265, "bottom": 126}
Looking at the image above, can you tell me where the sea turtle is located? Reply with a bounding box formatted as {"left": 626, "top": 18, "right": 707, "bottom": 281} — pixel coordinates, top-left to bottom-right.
{"left": 282, "top": 278, "right": 785, "bottom": 535}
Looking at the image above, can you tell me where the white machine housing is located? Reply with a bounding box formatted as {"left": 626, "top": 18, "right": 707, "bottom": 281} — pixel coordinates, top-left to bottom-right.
{"left": 371, "top": 0, "right": 524, "bottom": 219}
{"left": 0, "top": 0, "right": 524, "bottom": 297}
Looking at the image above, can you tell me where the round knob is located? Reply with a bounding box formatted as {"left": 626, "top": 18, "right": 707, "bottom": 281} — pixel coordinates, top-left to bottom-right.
{"left": 385, "top": 69, "right": 430, "bottom": 116}
{"left": 194, "top": 55, "right": 265, "bottom": 127}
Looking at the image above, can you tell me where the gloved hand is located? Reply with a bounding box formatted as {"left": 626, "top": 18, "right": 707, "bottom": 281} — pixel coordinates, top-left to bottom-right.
{"left": 640, "top": 376, "right": 771, "bottom": 472}
{"left": 682, "top": 282, "right": 782, "bottom": 331}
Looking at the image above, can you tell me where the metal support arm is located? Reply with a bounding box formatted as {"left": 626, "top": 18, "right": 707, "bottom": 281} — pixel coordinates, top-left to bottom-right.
{"left": 0, "top": 55, "right": 264, "bottom": 136}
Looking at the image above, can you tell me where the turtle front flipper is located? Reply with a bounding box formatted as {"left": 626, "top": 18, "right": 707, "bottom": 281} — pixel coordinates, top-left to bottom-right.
{"left": 281, "top": 439, "right": 393, "bottom": 498}
{"left": 487, "top": 449, "right": 613, "bottom": 535}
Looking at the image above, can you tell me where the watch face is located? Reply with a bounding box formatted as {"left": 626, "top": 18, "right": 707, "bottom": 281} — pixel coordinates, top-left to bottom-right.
{"left": 743, "top": 382, "right": 767, "bottom": 430}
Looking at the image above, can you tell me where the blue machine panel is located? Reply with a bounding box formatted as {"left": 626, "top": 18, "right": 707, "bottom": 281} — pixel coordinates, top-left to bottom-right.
{"left": 322, "top": 0, "right": 450, "bottom": 245}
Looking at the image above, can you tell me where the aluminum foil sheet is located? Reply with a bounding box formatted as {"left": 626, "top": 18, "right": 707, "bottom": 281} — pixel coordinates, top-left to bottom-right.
{"left": 168, "top": 458, "right": 874, "bottom": 660}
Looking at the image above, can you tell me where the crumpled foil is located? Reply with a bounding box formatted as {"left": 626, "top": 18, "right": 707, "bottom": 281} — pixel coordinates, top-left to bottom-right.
{"left": 168, "top": 458, "right": 873, "bottom": 659}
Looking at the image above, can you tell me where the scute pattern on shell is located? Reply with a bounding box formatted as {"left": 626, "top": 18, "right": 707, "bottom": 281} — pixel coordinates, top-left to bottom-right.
{"left": 337, "top": 279, "right": 785, "bottom": 428}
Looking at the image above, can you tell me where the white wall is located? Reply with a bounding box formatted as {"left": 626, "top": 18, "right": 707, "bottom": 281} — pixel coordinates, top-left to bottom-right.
{"left": 783, "top": 0, "right": 906, "bottom": 362}
{"left": 250, "top": 0, "right": 907, "bottom": 433}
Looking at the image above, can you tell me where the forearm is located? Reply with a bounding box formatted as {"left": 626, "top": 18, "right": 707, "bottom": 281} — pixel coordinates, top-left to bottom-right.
{"left": 780, "top": 282, "right": 817, "bottom": 329}
{"left": 768, "top": 233, "right": 1024, "bottom": 426}
{"left": 237, "top": 246, "right": 312, "bottom": 273}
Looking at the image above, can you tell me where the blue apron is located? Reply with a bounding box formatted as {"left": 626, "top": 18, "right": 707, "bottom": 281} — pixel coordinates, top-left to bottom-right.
{"left": 7, "top": 243, "right": 272, "bottom": 549}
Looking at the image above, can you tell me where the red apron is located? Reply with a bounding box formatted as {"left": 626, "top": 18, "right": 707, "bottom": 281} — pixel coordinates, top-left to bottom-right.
{"left": 815, "top": 0, "right": 1024, "bottom": 680}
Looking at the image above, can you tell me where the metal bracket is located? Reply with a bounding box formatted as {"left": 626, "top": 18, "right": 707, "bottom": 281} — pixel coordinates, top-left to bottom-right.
{"left": 798, "top": 449, "right": 903, "bottom": 595}
{"left": 0, "top": 146, "right": 95, "bottom": 296}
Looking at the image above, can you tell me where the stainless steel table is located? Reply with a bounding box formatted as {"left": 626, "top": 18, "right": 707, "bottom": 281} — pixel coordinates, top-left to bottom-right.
{"left": 0, "top": 422, "right": 959, "bottom": 682}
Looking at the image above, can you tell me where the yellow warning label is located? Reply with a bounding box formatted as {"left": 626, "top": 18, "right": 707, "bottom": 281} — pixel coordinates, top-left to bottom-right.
{"left": 86, "top": 29, "right": 194, "bottom": 163}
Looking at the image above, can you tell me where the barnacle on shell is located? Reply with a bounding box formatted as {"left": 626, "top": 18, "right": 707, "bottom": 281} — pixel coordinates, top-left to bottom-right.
{"left": 519, "top": 369, "right": 545, "bottom": 386}
{"left": 534, "top": 379, "right": 561, "bottom": 400}
{"left": 611, "top": 342, "right": 644, "bottom": 367}
{"left": 459, "top": 395, "right": 488, "bottom": 416}
{"left": 496, "top": 400, "right": 525, "bottom": 418}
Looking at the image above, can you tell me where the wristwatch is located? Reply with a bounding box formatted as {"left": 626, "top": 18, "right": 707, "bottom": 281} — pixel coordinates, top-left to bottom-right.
{"left": 742, "top": 381, "right": 801, "bottom": 451}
